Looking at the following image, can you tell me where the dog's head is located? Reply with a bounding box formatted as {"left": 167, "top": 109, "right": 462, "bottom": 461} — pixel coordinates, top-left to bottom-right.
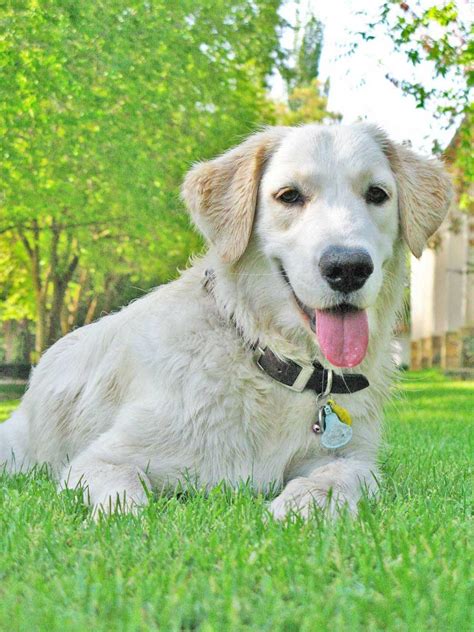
{"left": 182, "top": 124, "right": 452, "bottom": 368}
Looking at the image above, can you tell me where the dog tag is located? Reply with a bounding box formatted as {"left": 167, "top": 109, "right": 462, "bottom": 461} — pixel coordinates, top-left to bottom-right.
{"left": 320, "top": 403, "right": 352, "bottom": 450}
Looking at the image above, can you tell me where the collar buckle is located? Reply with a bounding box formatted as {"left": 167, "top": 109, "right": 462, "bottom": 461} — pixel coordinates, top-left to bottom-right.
{"left": 254, "top": 346, "right": 314, "bottom": 393}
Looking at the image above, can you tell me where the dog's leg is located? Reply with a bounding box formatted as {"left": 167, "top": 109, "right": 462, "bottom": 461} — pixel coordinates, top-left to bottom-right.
{"left": 60, "top": 439, "right": 152, "bottom": 516}
{"left": 269, "top": 458, "right": 379, "bottom": 520}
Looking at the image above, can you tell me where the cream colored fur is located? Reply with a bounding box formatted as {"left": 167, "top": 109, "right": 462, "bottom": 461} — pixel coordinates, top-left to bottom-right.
{"left": 0, "top": 123, "right": 452, "bottom": 518}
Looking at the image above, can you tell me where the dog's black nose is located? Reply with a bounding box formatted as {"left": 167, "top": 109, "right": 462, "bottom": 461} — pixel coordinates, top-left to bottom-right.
{"left": 319, "top": 246, "right": 374, "bottom": 294}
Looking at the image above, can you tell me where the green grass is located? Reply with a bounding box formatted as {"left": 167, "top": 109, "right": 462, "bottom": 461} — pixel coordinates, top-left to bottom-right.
{"left": 0, "top": 370, "right": 472, "bottom": 631}
{"left": 0, "top": 382, "right": 26, "bottom": 401}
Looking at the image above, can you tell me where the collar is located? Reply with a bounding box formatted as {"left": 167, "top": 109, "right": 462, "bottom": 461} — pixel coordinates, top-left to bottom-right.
{"left": 203, "top": 268, "right": 369, "bottom": 396}
{"left": 254, "top": 345, "right": 369, "bottom": 394}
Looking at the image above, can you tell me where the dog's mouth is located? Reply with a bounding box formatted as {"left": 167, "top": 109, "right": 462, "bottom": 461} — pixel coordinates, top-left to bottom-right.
{"left": 279, "top": 264, "right": 369, "bottom": 368}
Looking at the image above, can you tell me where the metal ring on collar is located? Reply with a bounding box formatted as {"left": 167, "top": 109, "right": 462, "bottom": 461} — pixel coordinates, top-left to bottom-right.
{"left": 316, "top": 368, "right": 333, "bottom": 403}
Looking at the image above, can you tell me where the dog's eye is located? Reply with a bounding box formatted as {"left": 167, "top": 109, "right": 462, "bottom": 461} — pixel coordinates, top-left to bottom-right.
{"left": 366, "top": 186, "right": 389, "bottom": 205}
{"left": 276, "top": 188, "right": 304, "bottom": 205}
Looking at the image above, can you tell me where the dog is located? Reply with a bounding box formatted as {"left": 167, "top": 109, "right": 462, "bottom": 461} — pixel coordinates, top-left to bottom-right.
{"left": 0, "top": 123, "right": 452, "bottom": 518}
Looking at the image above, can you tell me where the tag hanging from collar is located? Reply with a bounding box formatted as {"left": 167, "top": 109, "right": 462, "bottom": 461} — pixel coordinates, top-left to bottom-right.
{"left": 311, "top": 369, "right": 353, "bottom": 450}
{"left": 313, "top": 400, "right": 353, "bottom": 450}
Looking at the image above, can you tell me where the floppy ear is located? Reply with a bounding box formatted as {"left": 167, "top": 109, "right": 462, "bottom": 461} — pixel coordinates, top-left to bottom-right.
{"left": 182, "top": 127, "right": 287, "bottom": 263}
{"left": 376, "top": 130, "right": 453, "bottom": 258}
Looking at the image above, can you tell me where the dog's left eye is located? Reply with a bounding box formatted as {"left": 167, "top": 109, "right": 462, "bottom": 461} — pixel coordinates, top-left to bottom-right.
{"left": 276, "top": 188, "right": 304, "bottom": 205}
{"left": 365, "top": 186, "right": 389, "bottom": 205}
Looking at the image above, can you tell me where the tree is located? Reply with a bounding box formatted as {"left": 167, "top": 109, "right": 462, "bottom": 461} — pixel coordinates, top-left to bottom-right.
{"left": 276, "top": 79, "right": 341, "bottom": 126}
{"left": 290, "top": 16, "right": 325, "bottom": 90}
{"left": 276, "top": 15, "right": 340, "bottom": 125}
{"left": 357, "top": 1, "right": 472, "bottom": 209}
{"left": 0, "top": 0, "right": 284, "bottom": 357}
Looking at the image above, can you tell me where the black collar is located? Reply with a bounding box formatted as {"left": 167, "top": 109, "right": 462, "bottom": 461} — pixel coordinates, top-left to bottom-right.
{"left": 203, "top": 269, "right": 369, "bottom": 396}
{"left": 254, "top": 346, "right": 369, "bottom": 394}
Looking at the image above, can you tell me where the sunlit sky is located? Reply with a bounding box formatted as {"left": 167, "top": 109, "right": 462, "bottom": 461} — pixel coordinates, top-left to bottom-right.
{"left": 270, "top": 0, "right": 471, "bottom": 153}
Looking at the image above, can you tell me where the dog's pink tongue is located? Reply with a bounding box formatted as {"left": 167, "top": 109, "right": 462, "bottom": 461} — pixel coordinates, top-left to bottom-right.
{"left": 316, "top": 309, "right": 368, "bottom": 368}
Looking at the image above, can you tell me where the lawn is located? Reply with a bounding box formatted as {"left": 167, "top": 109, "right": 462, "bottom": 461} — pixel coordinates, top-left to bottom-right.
{"left": 0, "top": 370, "right": 472, "bottom": 631}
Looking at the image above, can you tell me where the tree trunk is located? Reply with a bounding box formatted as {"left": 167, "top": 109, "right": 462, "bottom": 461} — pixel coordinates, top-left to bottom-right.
{"left": 84, "top": 296, "right": 98, "bottom": 325}
{"left": 46, "top": 253, "right": 79, "bottom": 348}
{"left": 3, "top": 320, "right": 16, "bottom": 363}
{"left": 19, "top": 221, "right": 79, "bottom": 356}
{"left": 18, "top": 223, "right": 48, "bottom": 358}
{"left": 19, "top": 320, "right": 35, "bottom": 364}
{"left": 34, "top": 301, "right": 47, "bottom": 359}
{"left": 46, "top": 280, "right": 67, "bottom": 348}
{"left": 63, "top": 268, "right": 88, "bottom": 334}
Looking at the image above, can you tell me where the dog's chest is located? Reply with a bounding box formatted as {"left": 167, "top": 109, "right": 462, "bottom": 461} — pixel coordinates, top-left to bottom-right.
{"left": 140, "top": 292, "right": 330, "bottom": 490}
{"left": 157, "top": 359, "right": 322, "bottom": 490}
{"left": 200, "top": 404, "right": 317, "bottom": 490}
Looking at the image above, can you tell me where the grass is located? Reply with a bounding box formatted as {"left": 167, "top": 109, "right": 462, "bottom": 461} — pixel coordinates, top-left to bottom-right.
{"left": 0, "top": 381, "right": 26, "bottom": 401}
{"left": 0, "top": 370, "right": 472, "bottom": 631}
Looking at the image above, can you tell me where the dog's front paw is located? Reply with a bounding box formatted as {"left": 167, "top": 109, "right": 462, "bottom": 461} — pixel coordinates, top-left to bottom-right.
{"left": 269, "top": 476, "right": 357, "bottom": 521}
{"left": 61, "top": 461, "right": 151, "bottom": 519}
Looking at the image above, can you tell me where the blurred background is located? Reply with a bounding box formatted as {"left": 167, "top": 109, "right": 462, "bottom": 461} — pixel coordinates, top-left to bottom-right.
{"left": 0, "top": 0, "right": 472, "bottom": 381}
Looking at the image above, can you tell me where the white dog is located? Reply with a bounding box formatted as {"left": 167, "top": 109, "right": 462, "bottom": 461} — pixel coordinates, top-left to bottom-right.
{"left": 0, "top": 123, "right": 451, "bottom": 518}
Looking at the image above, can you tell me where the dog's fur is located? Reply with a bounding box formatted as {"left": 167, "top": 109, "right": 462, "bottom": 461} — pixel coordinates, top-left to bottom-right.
{"left": 0, "top": 123, "right": 452, "bottom": 518}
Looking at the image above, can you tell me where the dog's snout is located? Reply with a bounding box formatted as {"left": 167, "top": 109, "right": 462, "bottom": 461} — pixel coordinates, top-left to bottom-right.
{"left": 319, "top": 246, "right": 374, "bottom": 294}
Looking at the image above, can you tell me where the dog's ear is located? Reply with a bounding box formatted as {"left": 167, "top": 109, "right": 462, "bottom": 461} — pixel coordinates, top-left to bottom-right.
{"left": 390, "top": 144, "right": 453, "bottom": 258}
{"left": 371, "top": 127, "right": 453, "bottom": 258}
{"left": 182, "top": 127, "right": 287, "bottom": 263}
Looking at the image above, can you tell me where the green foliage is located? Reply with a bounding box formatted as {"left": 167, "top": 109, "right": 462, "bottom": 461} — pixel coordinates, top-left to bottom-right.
{"left": 291, "top": 15, "right": 324, "bottom": 89}
{"left": 276, "top": 78, "right": 341, "bottom": 125}
{"left": 358, "top": 1, "right": 473, "bottom": 211}
{"left": 0, "top": 237, "right": 35, "bottom": 321}
{"left": 276, "top": 14, "right": 340, "bottom": 125}
{"left": 0, "top": 0, "right": 284, "bottom": 353}
{"left": 378, "top": 1, "right": 471, "bottom": 116}
{"left": 0, "top": 371, "right": 472, "bottom": 629}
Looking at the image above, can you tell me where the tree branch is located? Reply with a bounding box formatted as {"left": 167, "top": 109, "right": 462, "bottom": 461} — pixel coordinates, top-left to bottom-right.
{"left": 0, "top": 222, "right": 32, "bottom": 236}
{"left": 18, "top": 230, "right": 33, "bottom": 259}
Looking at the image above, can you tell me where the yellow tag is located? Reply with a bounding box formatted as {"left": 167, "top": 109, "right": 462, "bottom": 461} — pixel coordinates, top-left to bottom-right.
{"left": 327, "top": 399, "right": 352, "bottom": 426}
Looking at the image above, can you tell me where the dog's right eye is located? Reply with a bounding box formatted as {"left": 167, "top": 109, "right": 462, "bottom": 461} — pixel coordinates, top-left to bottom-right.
{"left": 275, "top": 188, "right": 304, "bottom": 205}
